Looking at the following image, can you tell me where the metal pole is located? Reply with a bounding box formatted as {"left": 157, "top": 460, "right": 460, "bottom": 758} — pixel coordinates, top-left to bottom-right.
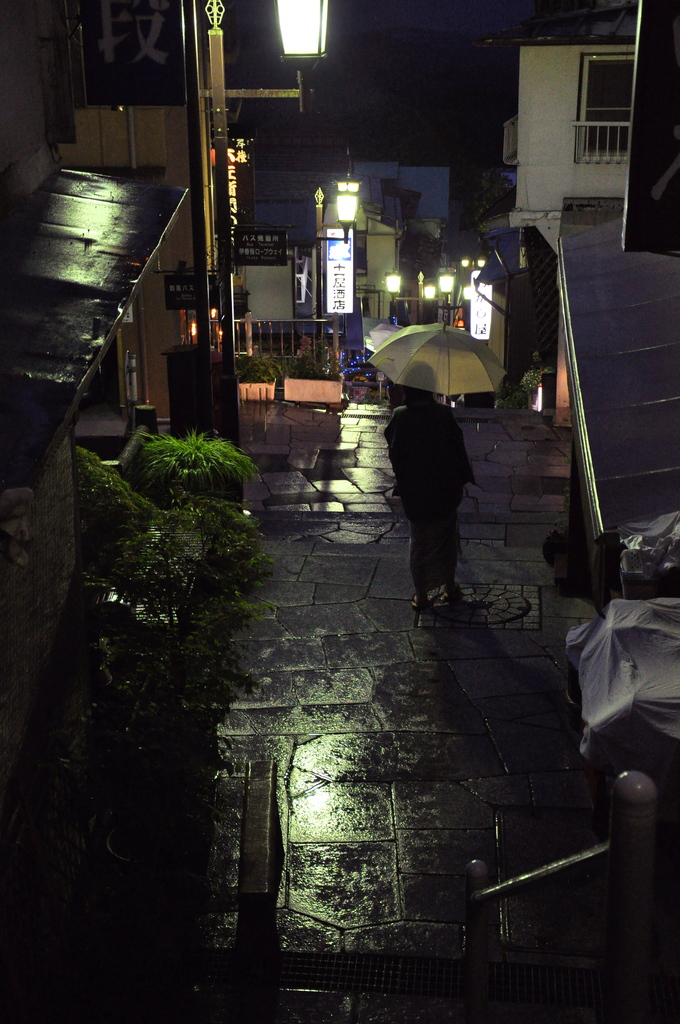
{"left": 465, "top": 859, "right": 489, "bottom": 1024}
{"left": 182, "top": 0, "right": 214, "bottom": 435}
{"left": 604, "top": 771, "right": 657, "bottom": 1024}
{"left": 208, "top": 23, "right": 240, "bottom": 446}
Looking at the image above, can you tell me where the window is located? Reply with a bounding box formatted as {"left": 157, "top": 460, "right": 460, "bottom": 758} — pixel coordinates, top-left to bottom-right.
{"left": 580, "top": 54, "right": 634, "bottom": 123}
{"left": 575, "top": 54, "right": 634, "bottom": 164}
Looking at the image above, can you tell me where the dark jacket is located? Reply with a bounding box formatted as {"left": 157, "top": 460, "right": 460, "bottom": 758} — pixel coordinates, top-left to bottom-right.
{"left": 385, "top": 400, "right": 474, "bottom": 522}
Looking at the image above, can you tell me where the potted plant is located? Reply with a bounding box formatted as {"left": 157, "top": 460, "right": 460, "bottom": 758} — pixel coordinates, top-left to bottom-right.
{"left": 283, "top": 337, "right": 343, "bottom": 406}
{"left": 236, "top": 354, "right": 280, "bottom": 402}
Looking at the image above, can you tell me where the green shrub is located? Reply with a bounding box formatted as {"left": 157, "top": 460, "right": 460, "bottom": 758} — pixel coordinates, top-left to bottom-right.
{"left": 126, "top": 429, "right": 256, "bottom": 507}
{"left": 286, "top": 351, "right": 341, "bottom": 381}
{"left": 99, "top": 496, "right": 271, "bottom": 699}
{"left": 236, "top": 354, "right": 281, "bottom": 383}
{"left": 76, "top": 446, "right": 155, "bottom": 577}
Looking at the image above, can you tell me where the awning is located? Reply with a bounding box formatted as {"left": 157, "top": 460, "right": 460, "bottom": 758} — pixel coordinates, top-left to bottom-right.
{"left": 478, "top": 227, "right": 526, "bottom": 285}
{"left": 559, "top": 218, "right": 680, "bottom": 540}
{"left": 0, "top": 169, "right": 186, "bottom": 494}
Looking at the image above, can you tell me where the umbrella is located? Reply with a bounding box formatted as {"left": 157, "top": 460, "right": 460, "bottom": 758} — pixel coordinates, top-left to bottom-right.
{"left": 368, "top": 322, "right": 506, "bottom": 394}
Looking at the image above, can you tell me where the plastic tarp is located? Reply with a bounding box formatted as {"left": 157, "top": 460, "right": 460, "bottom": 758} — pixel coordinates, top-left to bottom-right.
{"left": 566, "top": 599, "right": 680, "bottom": 790}
{"left": 619, "top": 512, "right": 680, "bottom": 577}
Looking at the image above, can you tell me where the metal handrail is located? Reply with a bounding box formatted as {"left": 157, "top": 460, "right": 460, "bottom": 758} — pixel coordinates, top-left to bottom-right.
{"left": 464, "top": 771, "right": 657, "bottom": 1024}
{"left": 472, "top": 841, "right": 608, "bottom": 905}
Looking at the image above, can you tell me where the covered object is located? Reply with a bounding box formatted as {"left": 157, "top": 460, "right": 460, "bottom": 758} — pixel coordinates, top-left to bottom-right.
{"left": 567, "top": 599, "right": 680, "bottom": 791}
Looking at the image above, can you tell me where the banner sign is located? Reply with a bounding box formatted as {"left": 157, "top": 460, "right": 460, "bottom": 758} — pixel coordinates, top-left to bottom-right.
{"left": 324, "top": 228, "right": 354, "bottom": 314}
{"left": 81, "top": 0, "right": 186, "bottom": 106}
{"left": 624, "top": 0, "right": 680, "bottom": 251}
{"left": 233, "top": 229, "right": 288, "bottom": 266}
{"left": 469, "top": 271, "right": 493, "bottom": 340}
{"left": 228, "top": 134, "right": 255, "bottom": 226}
{"left": 164, "top": 274, "right": 217, "bottom": 310}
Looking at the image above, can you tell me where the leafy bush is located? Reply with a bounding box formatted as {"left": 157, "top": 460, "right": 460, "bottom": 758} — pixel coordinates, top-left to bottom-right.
{"left": 236, "top": 354, "right": 281, "bottom": 383}
{"left": 77, "top": 446, "right": 155, "bottom": 577}
{"left": 286, "top": 336, "right": 341, "bottom": 381}
{"left": 77, "top": 448, "right": 270, "bottom": 701}
{"left": 72, "top": 450, "right": 271, "bottom": 1020}
{"left": 99, "top": 497, "right": 270, "bottom": 698}
{"left": 126, "top": 429, "right": 256, "bottom": 508}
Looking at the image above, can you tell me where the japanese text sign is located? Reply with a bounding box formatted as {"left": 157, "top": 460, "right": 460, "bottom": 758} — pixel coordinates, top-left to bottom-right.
{"left": 164, "top": 273, "right": 217, "bottom": 310}
{"left": 82, "top": 0, "right": 186, "bottom": 106}
{"left": 324, "top": 228, "right": 354, "bottom": 315}
{"left": 469, "top": 271, "right": 493, "bottom": 341}
{"left": 227, "top": 135, "right": 255, "bottom": 226}
{"left": 233, "top": 229, "right": 288, "bottom": 266}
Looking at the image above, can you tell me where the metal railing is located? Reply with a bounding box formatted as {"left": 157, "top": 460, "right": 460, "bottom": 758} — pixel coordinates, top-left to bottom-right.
{"left": 573, "top": 122, "right": 629, "bottom": 164}
{"left": 234, "top": 316, "right": 334, "bottom": 358}
{"left": 503, "top": 115, "right": 518, "bottom": 166}
{"left": 464, "top": 771, "right": 657, "bottom": 1024}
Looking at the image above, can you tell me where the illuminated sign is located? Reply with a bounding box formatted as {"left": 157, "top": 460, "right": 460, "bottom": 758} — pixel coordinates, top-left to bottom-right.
{"left": 234, "top": 229, "right": 288, "bottom": 266}
{"left": 228, "top": 135, "right": 255, "bottom": 226}
{"left": 469, "top": 270, "right": 493, "bottom": 340}
{"left": 324, "top": 228, "right": 354, "bottom": 314}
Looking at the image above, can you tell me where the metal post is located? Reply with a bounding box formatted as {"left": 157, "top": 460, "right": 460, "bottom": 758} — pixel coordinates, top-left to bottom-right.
{"left": 604, "top": 771, "right": 657, "bottom": 1024}
{"left": 182, "top": 0, "right": 214, "bottom": 435}
{"left": 465, "top": 859, "right": 489, "bottom": 1024}
{"left": 207, "top": 21, "right": 240, "bottom": 446}
{"left": 245, "top": 311, "right": 253, "bottom": 356}
{"left": 332, "top": 312, "right": 339, "bottom": 358}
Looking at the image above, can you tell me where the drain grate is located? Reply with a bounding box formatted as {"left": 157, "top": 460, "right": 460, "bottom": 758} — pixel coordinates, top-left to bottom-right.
{"left": 419, "top": 585, "right": 540, "bottom": 629}
{"left": 197, "top": 949, "right": 680, "bottom": 1017}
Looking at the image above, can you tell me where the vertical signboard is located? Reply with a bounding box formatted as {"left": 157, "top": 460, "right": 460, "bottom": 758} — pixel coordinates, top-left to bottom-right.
{"left": 324, "top": 228, "right": 354, "bottom": 314}
{"left": 469, "top": 271, "right": 493, "bottom": 340}
{"left": 228, "top": 133, "right": 255, "bottom": 227}
{"left": 624, "top": 0, "right": 680, "bottom": 251}
{"left": 81, "top": 0, "right": 186, "bottom": 106}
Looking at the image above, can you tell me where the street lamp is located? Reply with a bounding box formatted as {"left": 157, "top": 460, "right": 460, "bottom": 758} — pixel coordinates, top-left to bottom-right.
{"left": 385, "top": 271, "right": 401, "bottom": 322}
{"left": 385, "top": 272, "right": 401, "bottom": 294}
{"left": 336, "top": 180, "right": 360, "bottom": 240}
{"left": 276, "top": 0, "right": 329, "bottom": 58}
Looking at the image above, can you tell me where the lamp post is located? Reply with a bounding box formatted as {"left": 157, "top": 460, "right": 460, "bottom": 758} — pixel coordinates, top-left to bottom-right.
{"left": 336, "top": 180, "right": 359, "bottom": 241}
{"left": 385, "top": 271, "right": 401, "bottom": 322}
{"left": 193, "top": 0, "right": 331, "bottom": 442}
{"left": 438, "top": 271, "right": 455, "bottom": 325}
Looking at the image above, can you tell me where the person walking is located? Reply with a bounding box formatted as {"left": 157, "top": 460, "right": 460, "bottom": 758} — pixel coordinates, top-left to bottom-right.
{"left": 385, "top": 384, "right": 474, "bottom": 612}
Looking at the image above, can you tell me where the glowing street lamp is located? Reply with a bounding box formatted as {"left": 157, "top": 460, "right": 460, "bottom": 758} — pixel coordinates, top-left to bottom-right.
{"left": 385, "top": 272, "right": 401, "bottom": 294}
{"left": 438, "top": 272, "right": 454, "bottom": 295}
{"left": 276, "top": 0, "right": 329, "bottom": 58}
{"left": 336, "top": 180, "right": 360, "bottom": 225}
{"left": 423, "top": 284, "right": 437, "bottom": 300}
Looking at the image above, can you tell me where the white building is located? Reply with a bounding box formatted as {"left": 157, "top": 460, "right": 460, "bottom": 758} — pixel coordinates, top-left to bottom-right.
{"left": 479, "top": 0, "right": 638, "bottom": 414}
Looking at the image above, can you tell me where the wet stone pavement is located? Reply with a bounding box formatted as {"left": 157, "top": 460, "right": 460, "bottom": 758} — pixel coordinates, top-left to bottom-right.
{"left": 199, "top": 402, "right": 615, "bottom": 1022}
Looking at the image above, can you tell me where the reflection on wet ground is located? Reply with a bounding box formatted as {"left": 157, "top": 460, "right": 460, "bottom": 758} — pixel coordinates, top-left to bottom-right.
{"left": 199, "top": 403, "right": 679, "bottom": 1022}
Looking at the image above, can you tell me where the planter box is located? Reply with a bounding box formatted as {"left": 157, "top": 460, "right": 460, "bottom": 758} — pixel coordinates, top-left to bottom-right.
{"left": 239, "top": 382, "right": 275, "bottom": 402}
{"left": 284, "top": 379, "right": 343, "bottom": 405}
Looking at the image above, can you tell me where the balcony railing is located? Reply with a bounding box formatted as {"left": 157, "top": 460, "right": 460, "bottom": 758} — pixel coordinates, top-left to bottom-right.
{"left": 573, "top": 121, "right": 629, "bottom": 164}
{"left": 503, "top": 115, "right": 518, "bottom": 166}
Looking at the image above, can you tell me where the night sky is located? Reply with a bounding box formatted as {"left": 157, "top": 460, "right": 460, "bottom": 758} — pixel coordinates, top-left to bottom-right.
{"left": 231, "top": 0, "right": 536, "bottom": 171}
